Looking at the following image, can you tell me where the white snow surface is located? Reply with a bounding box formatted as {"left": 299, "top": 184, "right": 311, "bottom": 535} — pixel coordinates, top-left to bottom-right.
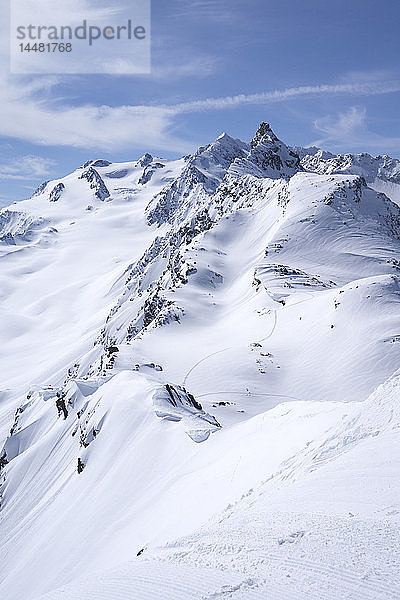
{"left": 0, "top": 124, "right": 399, "bottom": 599}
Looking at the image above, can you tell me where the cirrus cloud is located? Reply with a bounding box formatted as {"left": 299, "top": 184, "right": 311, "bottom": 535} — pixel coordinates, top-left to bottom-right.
{"left": 312, "top": 106, "right": 400, "bottom": 154}
{"left": 0, "top": 155, "right": 56, "bottom": 181}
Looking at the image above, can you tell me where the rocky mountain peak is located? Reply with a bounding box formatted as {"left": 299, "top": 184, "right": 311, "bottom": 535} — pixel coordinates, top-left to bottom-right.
{"left": 229, "top": 122, "right": 300, "bottom": 179}
{"left": 250, "top": 122, "right": 279, "bottom": 149}
{"left": 138, "top": 153, "right": 153, "bottom": 167}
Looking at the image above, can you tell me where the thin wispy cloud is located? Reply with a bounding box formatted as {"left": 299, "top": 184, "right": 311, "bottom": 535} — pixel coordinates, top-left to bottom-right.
{"left": 0, "top": 155, "right": 56, "bottom": 180}
{"left": 0, "top": 71, "right": 399, "bottom": 151}
{"left": 165, "top": 81, "right": 400, "bottom": 114}
{"left": 147, "top": 55, "right": 220, "bottom": 81}
{"left": 314, "top": 106, "right": 367, "bottom": 141}
{"left": 172, "top": 0, "right": 240, "bottom": 23}
{"left": 1, "top": 0, "right": 399, "bottom": 154}
{"left": 312, "top": 106, "right": 400, "bottom": 154}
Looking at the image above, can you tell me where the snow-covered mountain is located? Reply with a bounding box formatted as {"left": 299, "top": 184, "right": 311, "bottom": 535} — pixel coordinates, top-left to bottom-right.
{"left": 0, "top": 123, "right": 399, "bottom": 600}
{"left": 294, "top": 144, "right": 400, "bottom": 205}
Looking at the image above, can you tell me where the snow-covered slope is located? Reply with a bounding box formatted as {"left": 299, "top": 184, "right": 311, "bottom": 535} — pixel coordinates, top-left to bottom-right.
{"left": 0, "top": 123, "right": 399, "bottom": 599}
{"left": 295, "top": 145, "right": 400, "bottom": 206}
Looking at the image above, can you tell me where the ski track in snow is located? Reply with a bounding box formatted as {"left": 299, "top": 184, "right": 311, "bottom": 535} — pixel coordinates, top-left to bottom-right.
{"left": 154, "top": 510, "right": 400, "bottom": 600}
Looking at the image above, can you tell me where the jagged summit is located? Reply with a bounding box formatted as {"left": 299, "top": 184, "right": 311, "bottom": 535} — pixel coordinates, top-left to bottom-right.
{"left": 194, "top": 130, "right": 248, "bottom": 157}
{"left": 226, "top": 121, "right": 300, "bottom": 179}
{"left": 213, "top": 131, "right": 247, "bottom": 149}
{"left": 215, "top": 131, "right": 234, "bottom": 141}
{"left": 137, "top": 153, "right": 153, "bottom": 167}
{"left": 250, "top": 121, "right": 279, "bottom": 148}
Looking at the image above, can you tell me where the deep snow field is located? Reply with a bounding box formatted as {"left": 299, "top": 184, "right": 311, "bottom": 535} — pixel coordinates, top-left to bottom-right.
{"left": 0, "top": 124, "right": 399, "bottom": 599}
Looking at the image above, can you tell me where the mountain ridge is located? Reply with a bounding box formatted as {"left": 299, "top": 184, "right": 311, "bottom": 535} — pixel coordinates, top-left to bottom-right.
{"left": 1, "top": 122, "right": 399, "bottom": 600}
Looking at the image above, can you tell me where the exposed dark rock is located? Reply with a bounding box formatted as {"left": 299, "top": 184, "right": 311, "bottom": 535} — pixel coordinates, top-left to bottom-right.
{"left": 49, "top": 183, "right": 65, "bottom": 203}
{"left": 138, "top": 153, "right": 153, "bottom": 167}
{"left": 56, "top": 393, "right": 68, "bottom": 420}
{"left": 79, "top": 167, "right": 111, "bottom": 201}
{"left": 0, "top": 451, "right": 8, "bottom": 469}
{"left": 153, "top": 383, "right": 221, "bottom": 443}
{"left": 83, "top": 159, "right": 112, "bottom": 168}
{"left": 32, "top": 180, "right": 50, "bottom": 197}
{"left": 251, "top": 122, "right": 279, "bottom": 149}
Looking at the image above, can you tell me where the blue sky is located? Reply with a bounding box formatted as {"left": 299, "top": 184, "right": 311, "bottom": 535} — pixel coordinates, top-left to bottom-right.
{"left": 1, "top": 0, "right": 400, "bottom": 206}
